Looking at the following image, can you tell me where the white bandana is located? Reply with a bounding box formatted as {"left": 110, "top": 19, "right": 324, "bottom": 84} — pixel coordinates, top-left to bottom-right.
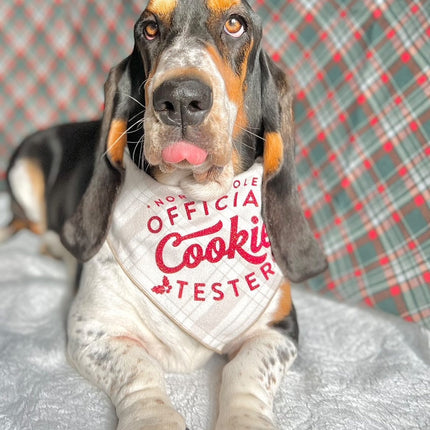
{"left": 108, "top": 155, "right": 283, "bottom": 353}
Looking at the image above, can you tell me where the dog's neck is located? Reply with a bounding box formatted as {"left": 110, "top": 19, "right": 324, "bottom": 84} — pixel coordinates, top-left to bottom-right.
{"left": 151, "top": 166, "right": 193, "bottom": 187}
{"left": 147, "top": 161, "right": 236, "bottom": 202}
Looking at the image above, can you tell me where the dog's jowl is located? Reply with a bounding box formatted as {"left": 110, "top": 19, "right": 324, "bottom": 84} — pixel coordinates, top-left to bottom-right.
{"left": 4, "top": 1, "right": 327, "bottom": 429}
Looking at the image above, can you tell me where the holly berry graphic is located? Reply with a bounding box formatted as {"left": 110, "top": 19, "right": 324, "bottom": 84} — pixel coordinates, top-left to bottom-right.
{"left": 152, "top": 276, "right": 172, "bottom": 295}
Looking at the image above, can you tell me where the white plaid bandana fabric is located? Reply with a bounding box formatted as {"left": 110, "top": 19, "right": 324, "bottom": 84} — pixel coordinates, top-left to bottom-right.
{"left": 108, "top": 156, "right": 283, "bottom": 353}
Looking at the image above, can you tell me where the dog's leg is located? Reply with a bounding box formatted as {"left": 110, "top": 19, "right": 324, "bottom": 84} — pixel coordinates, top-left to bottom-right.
{"left": 39, "top": 231, "right": 81, "bottom": 287}
{"left": 67, "top": 242, "right": 189, "bottom": 430}
{"left": 215, "top": 330, "right": 297, "bottom": 430}
{"left": 68, "top": 327, "right": 186, "bottom": 430}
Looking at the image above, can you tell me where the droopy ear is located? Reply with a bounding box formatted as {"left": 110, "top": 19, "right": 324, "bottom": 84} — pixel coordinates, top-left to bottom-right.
{"left": 61, "top": 51, "right": 142, "bottom": 261}
{"left": 260, "top": 52, "right": 328, "bottom": 283}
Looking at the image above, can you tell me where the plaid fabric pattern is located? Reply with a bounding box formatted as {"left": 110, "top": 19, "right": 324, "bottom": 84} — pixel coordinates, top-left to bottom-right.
{"left": 0, "top": 1, "right": 429, "bottom": 327}
{"left": 253, "top": 0, "right": 430, "bottom": 327}
{"left": 0, "top": 0, "right": 142, "bottom": 183}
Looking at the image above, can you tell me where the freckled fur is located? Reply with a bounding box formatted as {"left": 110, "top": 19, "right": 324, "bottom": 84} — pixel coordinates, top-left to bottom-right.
{"left": 144, "top": 43, "right": 237, "bottom": 198}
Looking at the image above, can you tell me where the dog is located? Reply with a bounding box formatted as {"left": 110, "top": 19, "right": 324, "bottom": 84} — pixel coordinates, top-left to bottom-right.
{"left": 2, "top": 1, "right": 327, "bottom": 429}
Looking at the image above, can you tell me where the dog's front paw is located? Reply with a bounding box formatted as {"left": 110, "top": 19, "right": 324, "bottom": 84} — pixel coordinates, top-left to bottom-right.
{"left": 215, "top": 412, "right": 277, "bottom": 430}
{"left": 117, "top": 416, "right": 187, "bottom": 430}
{"left": 117, "top": 401, "right": 187, "bottom": 430}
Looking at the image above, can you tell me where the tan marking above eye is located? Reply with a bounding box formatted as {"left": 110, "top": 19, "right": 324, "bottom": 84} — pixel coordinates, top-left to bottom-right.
{"left": 147, "top": 0, "right": 177, "bottom": 16}
{"left": 207, "top": 0, "right": 240, "bottom": 13}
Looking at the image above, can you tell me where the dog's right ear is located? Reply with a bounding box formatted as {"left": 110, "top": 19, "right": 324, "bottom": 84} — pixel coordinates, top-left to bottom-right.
{"left": 259, "top": 51, "right": 328, "bottom": 283}
{"left": 61, "top": 50, "right": 144, "bottom": 261}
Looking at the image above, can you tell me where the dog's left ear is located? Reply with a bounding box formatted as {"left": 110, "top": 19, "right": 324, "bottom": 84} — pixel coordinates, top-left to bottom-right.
{"left": 259, "top": 52, "right": 328, "bottom": 282}
{"left": 61, "top": 49, "right": 144, "bottom": 261}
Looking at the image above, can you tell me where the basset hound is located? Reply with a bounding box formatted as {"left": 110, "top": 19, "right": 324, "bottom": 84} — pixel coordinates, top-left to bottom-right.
{"left": 2, "top": 1, "right": 327, "bottom": 429}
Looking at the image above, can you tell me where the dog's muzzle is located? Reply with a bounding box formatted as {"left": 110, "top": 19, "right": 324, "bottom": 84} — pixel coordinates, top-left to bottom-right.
{"left": 153, "top": 77, "right": 213, "bottom": 166}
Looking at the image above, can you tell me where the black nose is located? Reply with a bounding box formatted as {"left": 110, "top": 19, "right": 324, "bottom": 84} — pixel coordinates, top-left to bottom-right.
{"left": 153, "top": 78, "right": 213, "bottom": 127}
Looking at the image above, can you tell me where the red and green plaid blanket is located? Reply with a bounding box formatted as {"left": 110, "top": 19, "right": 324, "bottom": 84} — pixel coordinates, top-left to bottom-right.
{"left": 0, "top": 0, "right": 429, "bottom": 328}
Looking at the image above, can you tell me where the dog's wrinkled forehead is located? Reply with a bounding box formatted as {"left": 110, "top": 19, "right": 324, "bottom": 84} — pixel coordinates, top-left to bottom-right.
{"left": 134, "top": 0, "right": 261, "bottom": 76}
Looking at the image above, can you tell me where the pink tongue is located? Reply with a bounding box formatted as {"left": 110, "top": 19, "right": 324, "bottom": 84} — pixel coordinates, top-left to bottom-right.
{"left": 162, "top": 141, "right": 208, "bottom": 165}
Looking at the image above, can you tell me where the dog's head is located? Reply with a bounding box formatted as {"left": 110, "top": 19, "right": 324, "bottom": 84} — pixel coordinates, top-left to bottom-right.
{"left": 62, "top": 0, "right": 327, "bottom": 282}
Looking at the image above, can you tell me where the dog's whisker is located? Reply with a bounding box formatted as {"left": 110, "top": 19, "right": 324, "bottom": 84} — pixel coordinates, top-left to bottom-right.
{"left": 132, "top": 139, "right": 143, "bottom": 164}
{"left": 128, "top": 119, "right": 144, "bottom": 134}
{"left": 101, "top": 118, "right": 144, "bottom": 160}
{"left": 118, "top": 92, "right": 146, "bottom": 109}
{"left": 102, "top": 111, "right": 144, "bottom": 156}
{"left": 232, "top": 138, "right": 254, "bottom": 152}
{"left": 137, "top": 79, "right": 151, "bottom": 97}
{"left": 237, "top": 126, "right": 266, "bottom": 142}
{"left": 128, "top": 110, "right": 145, "bottom": 127}
{"left": 138, "top": 137, "right": 145, "bottom": 169}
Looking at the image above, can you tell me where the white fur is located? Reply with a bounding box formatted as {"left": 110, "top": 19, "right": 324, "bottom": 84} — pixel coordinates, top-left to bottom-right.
{"left": 41, "top": 231, "right": 79, "bottom": 284}
{"left": 155, "top": 160, "right": 234, "bottom": 202}
{"left": 153, "top": 160, "right": 235, "bottom": 202}
{"left": 8, "top": 159, "right": 44, "bottom": 224}
{"left": 41, "top": 231, "right": 66, "bottom": 259}
{"left": 0, "top": 226, "right": 13, "bottom": 242}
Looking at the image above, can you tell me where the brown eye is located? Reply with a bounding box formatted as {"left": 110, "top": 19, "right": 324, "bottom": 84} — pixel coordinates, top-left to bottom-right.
{"left": 224, "top": 16, "right": 245, "bottom": 38}
{"left": 144, "top": 22, "right": 159, "bottom": 40}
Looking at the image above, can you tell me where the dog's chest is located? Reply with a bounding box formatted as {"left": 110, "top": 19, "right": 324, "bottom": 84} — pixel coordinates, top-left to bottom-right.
{"left": 108, "top": 157, "right": 283, "bottom": 353}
